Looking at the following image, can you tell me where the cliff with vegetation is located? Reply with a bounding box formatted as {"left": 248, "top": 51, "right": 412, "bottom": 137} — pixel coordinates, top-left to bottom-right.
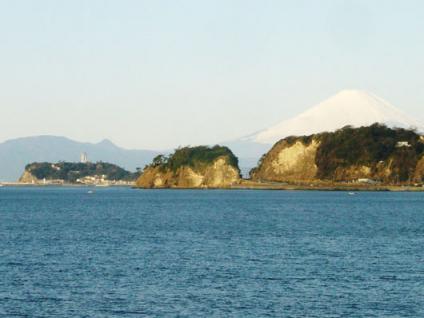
{"left": 136, "top": 146, "right": 241, "bottom": 188}
{"left": 19, "top": 161, "right": 138, "bottom": 184}
{"left": 250, "top": 124, "right": 424, "bottom": 184}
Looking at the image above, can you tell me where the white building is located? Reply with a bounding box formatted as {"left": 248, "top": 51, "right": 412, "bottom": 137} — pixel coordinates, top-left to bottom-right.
{"left": 80, "top": 152, "right": 88, "bottom": 163}
{"left": 396, "top": 141, "right": 411, "bottom": 148}
{"left": 357, "top": 178, "right": 378, "bottom": 184}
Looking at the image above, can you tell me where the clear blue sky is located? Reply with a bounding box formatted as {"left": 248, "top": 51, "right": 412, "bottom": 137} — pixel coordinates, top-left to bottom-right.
{"left": 0, "top": 0, "right": 423, "bottom": 149}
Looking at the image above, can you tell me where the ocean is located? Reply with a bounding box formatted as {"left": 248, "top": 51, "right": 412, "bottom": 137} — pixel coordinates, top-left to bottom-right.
{"left": 0, "top": 187, "right": 423, "bottom": 317}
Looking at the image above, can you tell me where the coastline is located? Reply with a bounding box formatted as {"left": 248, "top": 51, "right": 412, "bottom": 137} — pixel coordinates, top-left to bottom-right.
{"left": 232, "top": 181, "right": 424, "bottom": 192}
{"left": 134, "top": 179, "right": 424, "bottom": 192}
{"left": 0, "top": 182, "right": 134, "bottom": 188}
{"left": 2, "top": 180, "right": 424, "bottom": 192}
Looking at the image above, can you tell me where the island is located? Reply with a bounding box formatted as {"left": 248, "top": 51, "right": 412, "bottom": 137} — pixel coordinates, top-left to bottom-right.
{"left": 19, "top": 161, "right": 139, "bottom": 186}
{"left": 11, "top": 124, "right": 424, "bottom": 191}
{"left": 136, "top": 146, "right": 241, "bottom": 188}
{"left": 135, "top": 124, "right": 424, "bottom": 191}
{"left": 249, "top": 124, "right": 424, "bottom": 187}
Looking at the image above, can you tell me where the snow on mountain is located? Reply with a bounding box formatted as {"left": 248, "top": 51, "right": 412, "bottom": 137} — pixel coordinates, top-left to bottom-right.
{"left": 249, "top": 89, "right": 424, "bottom": 145}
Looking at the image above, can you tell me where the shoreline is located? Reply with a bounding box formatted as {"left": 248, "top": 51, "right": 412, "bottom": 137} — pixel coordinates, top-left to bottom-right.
{"left": 231, "top": 180, "right": 424, "bottom": 192}
{"left": 1, "top": 181, "right": 424, "bottom": 192}
{"left": 0, "top": 183, "right": 134, "bottom": 188}
{"left": 133, "top": 180, "right": 424, "bottom": 192}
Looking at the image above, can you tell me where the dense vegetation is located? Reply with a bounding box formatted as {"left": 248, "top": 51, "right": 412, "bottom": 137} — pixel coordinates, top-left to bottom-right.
{"left": 26, "top": 162, "right": 138, "bottom": 182}
{"left": 250, "top": 124, "right": 424, "bottom": 183}
{"left": 315, "top": 124, "right": 424, "bottom": 180}
{"left": 284, "top": 135, "right": 315, "bottom": 146}
{"left": 148, "top": 145, "right": 240, "bottom": 173}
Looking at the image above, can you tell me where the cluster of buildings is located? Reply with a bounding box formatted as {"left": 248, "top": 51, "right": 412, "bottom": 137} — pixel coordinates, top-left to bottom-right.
{"left": 76, "top": 153, "right": 134, "bottom": 185}
{"left": 75, "top": 175, "right": 134, "bottom": 186}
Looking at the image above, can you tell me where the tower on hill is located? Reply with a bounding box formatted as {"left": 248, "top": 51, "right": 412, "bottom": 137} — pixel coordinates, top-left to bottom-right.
{"left": 80, "top": 152, "right": 88, "bottom": 163}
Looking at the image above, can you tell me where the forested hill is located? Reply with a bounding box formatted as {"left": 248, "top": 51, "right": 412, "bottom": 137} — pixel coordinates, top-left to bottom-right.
{"left": 0, "top": 135, "right": 160, "bottom": 181}
{"left": 22, "top": 161, "right": 139, "bottom": 183}
{"left": 251, "top": 124, "right": 424, "bottom": 184}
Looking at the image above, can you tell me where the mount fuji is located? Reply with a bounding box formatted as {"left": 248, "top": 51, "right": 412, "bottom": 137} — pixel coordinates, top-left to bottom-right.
{"left": 225, "top": 89, "right": 424, "bottom": 173}
{"left": 249, "top": 89, "right": 423, "bottom": 144}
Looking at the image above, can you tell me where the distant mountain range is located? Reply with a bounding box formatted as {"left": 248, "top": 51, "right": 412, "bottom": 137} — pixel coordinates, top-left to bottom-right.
{"left": 225, "top": 89, "right": 424, "bottom": 171}
{"left": 2, "top": 90, "right": 422, "bottom": 181}
{"left": 0, "top": 136, "right": 160, "bottom": 181}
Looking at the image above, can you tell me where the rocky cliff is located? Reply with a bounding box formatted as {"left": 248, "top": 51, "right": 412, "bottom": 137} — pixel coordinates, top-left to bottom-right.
{"left": 250, "top": 124, "right": 424, "bottom": 184}
{"left": 136, "top": 146, "right": 241, "bottom": 188}
{"left": 18, "top": 170, "right": 40, "bottom": 184}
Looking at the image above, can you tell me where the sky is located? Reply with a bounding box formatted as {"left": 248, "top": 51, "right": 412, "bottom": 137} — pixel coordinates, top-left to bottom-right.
{"left": 0, "top": 0, "right": 423, "bottom": 150}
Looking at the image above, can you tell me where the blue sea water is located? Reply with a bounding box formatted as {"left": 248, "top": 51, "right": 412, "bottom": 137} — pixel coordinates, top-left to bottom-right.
{"left": 0, "top": 187, "right": 423, "bottom": 317}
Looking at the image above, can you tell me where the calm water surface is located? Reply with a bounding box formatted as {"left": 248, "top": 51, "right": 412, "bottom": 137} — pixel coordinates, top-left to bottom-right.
{"left": 0, "top": 187, "right": 423, "bottom": 317}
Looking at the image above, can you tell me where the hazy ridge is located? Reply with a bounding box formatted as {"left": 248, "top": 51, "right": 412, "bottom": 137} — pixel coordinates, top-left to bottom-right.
{"left": 0, "top": 136, "right": 160, "bottom": 181}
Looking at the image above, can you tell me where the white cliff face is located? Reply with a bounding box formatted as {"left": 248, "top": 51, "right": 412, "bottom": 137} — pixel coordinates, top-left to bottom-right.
{"left": 250, "top": 139, "right": 320, "bottom": 182}
{"left": 203, "top": 157, "right": 240, "bottom": 187}
{"left": 271, "top": 140, "right": 319, "bottom": 177}
{"left": 249, "top": 90, "right": 424, "bottom": 145}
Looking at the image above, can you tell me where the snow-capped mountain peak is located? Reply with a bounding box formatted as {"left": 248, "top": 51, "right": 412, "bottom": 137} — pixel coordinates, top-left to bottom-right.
{"left": 251, "top": 89, "right": 423, "bottom": 144}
